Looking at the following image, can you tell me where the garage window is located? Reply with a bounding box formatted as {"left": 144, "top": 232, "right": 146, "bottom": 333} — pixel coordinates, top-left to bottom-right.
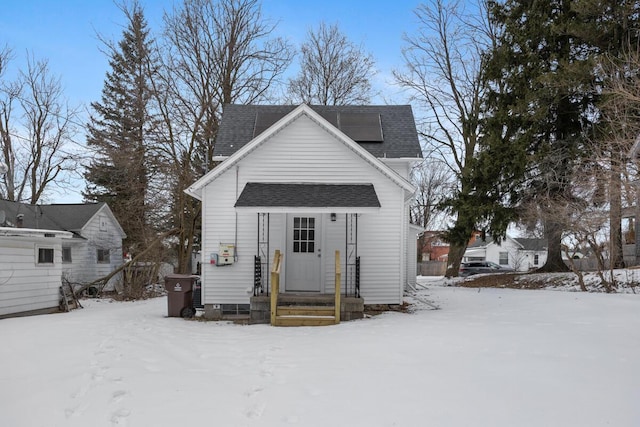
{"left": 37, "top": 247, "right": 55, "bottom": 264}
{"left": 97, "top": 249, "right": 110, "bottom": 264}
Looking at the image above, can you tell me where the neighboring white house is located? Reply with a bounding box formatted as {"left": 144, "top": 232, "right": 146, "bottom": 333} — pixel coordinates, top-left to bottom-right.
{"left": 463, "top": 236, "right": 548, "bottom": 272}
{"left": 186, "top": 104, "right": 422, "bottom": 320}
{"left": 0, "top": 200, "right": 126, "bottom": 291}
{"left": 0, "top": 227, "right": 72, "bottom": 318}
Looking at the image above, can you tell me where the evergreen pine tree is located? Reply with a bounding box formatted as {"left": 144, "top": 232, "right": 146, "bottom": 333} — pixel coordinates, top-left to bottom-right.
{"left": 84, "top": 3, "right": 154, "bottom": 254}
{"left": 477, "top": 0, "right": 598, "bottom": 271}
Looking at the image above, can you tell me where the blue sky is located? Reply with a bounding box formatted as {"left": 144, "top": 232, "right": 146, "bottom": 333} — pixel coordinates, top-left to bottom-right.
{"left": 1, "top": 0, "right": 422, "bottom": 109}
{"left": 0, "top": 0, "right": 423, "bottom": 202}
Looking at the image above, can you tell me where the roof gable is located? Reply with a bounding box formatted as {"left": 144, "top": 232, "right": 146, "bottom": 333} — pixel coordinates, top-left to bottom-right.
{"left": 186, "top": 104, "right": 417, "bottom": 199}
{"left": 514, "top": 238, "right": 548, "bottom": 251}
{"left": 0, "top": 199, "right": 126, "bottom": 238}
{"left": 215, "top": 104, "right": 422, "bottom": 158}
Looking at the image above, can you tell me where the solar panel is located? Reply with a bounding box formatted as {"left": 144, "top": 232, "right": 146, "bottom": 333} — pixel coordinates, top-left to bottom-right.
{"left": 253, "top": 110, "right": 384, "bottom": 142}
{"left": 338, "top": 113, "right": 384, "bottom": 142}
{"left": 253, "top": 112, "right": 287, "bottom": 138}
{"left": 318, "top": 111, "right": 338, "bottom": 127}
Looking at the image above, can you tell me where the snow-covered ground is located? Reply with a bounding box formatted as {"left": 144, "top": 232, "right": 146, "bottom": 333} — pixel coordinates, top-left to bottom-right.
{"left": 2, "top": 279, "right": 639, "bottom": 427}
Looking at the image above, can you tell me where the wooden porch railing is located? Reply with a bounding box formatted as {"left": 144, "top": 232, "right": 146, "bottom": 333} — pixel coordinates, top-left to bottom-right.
{"left": 269, "top": 250, "right": 282, "bottom": 325}
{"left": 269, "top": 249, "right": 341, "bottom": 326}
{"left": 334, "top": 250, "right": 341, "bottom": 324}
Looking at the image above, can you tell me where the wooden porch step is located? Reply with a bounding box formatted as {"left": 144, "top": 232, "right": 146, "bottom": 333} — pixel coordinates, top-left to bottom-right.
{"left": 277, "top": 294, "right": 335, "bottom": 306}
{"left": 274, "top": 305, "right": 338, "bottom": 326}
{"left": 277, "top": 306, "right": 336, "bottom": 316}
{"left": 273, "top": 315, "right": 337, "bottom": 327}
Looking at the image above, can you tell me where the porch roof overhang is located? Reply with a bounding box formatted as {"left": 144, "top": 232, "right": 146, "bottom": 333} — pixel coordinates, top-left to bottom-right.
{"left": 234, "top": 182, "right": 381, "bottom": 213}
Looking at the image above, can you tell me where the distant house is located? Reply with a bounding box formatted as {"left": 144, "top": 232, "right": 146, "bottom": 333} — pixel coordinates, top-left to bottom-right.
{"left": 0, "top": 200, "right": 126, "bottom": 290}
{"left": 0, "top": 227, "right": 72, "bottom": 318}
{"left": 463, "top": 235, "right": 548, "bottom": 272}
{"left": 418, "top": 231, "right": 449, "bottom": 261}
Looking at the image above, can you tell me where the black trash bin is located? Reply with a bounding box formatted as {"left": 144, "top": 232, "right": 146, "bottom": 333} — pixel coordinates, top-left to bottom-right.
{"left": 164, "top": 274, "right": 197, "bottom": 318}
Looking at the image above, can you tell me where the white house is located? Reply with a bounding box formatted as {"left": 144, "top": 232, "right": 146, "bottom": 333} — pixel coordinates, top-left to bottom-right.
{"left": 0, "top": 227, "right": 72, "bottom": 318}
{"left": 186, "top": 104, "right": 422, "bottom": 322}
{"left": 464, "top": 236, "right": 548, "bottom": 272}
{"left": 0, "top": 200, "right": 126, "bottom": 291}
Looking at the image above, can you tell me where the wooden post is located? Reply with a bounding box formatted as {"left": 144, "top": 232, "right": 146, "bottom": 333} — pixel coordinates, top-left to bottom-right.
{"left": 334, "top": 250, "right": 341, "bottom": 324}
{"left": 270, "top": 250, "right": 281, "bottom": 325}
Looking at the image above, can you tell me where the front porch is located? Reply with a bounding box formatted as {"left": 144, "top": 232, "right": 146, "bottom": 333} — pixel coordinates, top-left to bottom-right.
{"left": 257, "top": 249, "right": 362, "bottom": 326}
{"left": 249, "top": 293, "right": 364, "bottom": 325}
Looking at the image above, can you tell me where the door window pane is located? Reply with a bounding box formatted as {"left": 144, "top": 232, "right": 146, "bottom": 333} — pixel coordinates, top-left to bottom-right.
{"left": 292, "top": 216, "right": 316, "bottom": 253}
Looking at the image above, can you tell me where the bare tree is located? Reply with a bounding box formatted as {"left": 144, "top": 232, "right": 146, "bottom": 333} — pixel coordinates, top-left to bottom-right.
{"left": 21, "top": 56, "right": 79, "bottom": 204}
{"left": 287, "top": 22, "right": 375, "bottom": 105}
{"left": 410, "top": 159, "right": 452, "bottom": 230}
{"left": 0, "top": 49, "right": 78, "bottom": 203}
{"left": 518, "top": 158, "right": 615, "bottom": 292}
{"left": 599, "top": 48, "right": 640, "bottom": 269}
{"left": 0, "top": 44, "right": 19, "bottom": 200}
{"left": 394, "top": 0, "right": 492, "bottom": 276}
{"left": 154, "top": 0, "right": 293, "bottom": 272}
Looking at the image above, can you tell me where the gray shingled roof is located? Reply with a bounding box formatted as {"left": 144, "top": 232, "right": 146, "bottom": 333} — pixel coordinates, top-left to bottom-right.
{"left": 234, "top": 183, "right": 381, "bottom": 208}
{"left": 0, "top": 199, "right": 105, "bottom": 235}
{"left": 514, "top": 238, "right": 548, "bottom": 251}
{"left": 215, "top": 104, "right": 423, "bottom": 158}
{"left": 467, "top": 237, "right": 493, "bottom": 249}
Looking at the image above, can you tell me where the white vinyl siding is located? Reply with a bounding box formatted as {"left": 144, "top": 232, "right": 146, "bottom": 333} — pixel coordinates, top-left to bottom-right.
{"left": 381, "top": 160, "right": 411, "bottom": 181}
{"left": 60, "top": 208, "right": 124, "bottom": 290}
{"left": 201, "top": 114, "right": 408, "bottom": 305}
{"left": 0, "top": 236, "right": 64, "bottom": 317}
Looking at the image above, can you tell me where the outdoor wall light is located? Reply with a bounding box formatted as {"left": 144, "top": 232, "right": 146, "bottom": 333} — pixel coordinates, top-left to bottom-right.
{"left": 331, "top": 213, "right": 337, "bottom": 221}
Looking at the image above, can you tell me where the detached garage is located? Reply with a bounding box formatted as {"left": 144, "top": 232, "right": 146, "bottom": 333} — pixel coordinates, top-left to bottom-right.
{"left": 0, "top": 227, "right": 72, "bottom": 318}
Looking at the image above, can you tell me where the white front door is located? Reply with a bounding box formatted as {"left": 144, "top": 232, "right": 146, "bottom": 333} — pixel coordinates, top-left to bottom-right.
{"left": 285, "top": 215, "right": 322, "bottom": 292}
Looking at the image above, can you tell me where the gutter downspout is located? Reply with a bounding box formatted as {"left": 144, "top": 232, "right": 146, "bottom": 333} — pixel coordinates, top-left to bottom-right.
{"left": 235, "top": 165, "right": 239, "bottom": 262}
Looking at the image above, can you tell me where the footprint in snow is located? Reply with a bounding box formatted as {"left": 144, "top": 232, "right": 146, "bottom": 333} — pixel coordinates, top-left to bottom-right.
{"left": 246, "top": 403, "right": 266, "bottom": 419}
{"left": 110, "top": 390, "right": 128, "bottom": 404}
{"left": 110, "top": 408, "right": 131, "bottom": 426}
{"left": 245, "top": 385, "right": 264, "bottom": 397}
{"left": 64, "top": 402, "right": 88, "bottom": 419}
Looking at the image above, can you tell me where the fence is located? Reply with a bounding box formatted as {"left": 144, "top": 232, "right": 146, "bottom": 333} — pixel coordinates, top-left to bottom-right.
{"left": 568, "top": 244, "right": 637, "bottom": 271}
{"left": 417, "top": 261, "right": 448, "bottom": 276}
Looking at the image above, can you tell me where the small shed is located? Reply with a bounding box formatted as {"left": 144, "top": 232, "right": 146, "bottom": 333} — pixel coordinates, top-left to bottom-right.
{"left": 0, "top": 227, "right": 72, "bottom": 318}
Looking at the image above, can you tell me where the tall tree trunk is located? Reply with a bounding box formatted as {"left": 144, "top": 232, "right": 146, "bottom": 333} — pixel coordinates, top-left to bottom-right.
{"left": 609, "top": 151, "right": 625, "bottom": 268}
{"left": 538, "top": 218, "right": 569, "bottom": 272}
{"left": 445, "top": 241, "right": 467, "bottom": 277}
